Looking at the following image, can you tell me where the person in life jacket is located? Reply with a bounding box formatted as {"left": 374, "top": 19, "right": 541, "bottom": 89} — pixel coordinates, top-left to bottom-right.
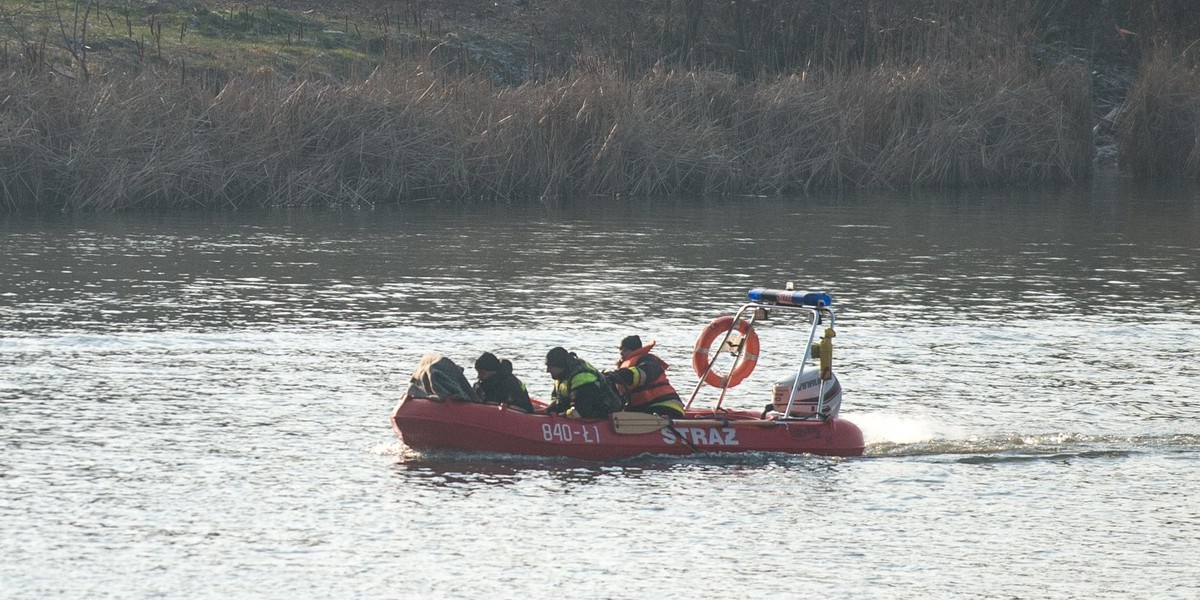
{"left": 543, "top": 346, "right": 622, "bottom": 418}
{"left": 609, "top": 335, "right": 685, "bottom": 418}
{"left": 473, "top": 351, "right": 534, "bottom": 413}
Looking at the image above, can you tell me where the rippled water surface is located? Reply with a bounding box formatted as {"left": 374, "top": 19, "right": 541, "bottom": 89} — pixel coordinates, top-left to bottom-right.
{"left": 3, "top": 182, "right": 1199, "bottom": 599}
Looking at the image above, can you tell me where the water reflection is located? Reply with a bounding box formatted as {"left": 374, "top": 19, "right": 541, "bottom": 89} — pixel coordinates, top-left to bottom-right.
{"left": 3, "top": 188, "right": 1200, "bottom": 599}
{"left": 4, "top": 190, "right": 1199, "bottom": 331}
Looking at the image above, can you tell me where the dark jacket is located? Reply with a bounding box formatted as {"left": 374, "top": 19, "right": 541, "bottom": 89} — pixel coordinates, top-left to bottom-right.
{"left": 545, "top": 358, "right": 621, "bottom": 418}
{"left": 473, "top": 360, "right": 533, "bottom": 413}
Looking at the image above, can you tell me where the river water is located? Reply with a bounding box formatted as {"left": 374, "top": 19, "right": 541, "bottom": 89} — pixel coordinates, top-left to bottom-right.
{"left": 2, "top": 177, "right": 1198, "bottom": 599}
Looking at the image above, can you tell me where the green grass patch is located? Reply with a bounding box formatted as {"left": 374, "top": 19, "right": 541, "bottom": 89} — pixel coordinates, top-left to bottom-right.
{"left": 0, "top": 0, "right": 426, "bottom": 78}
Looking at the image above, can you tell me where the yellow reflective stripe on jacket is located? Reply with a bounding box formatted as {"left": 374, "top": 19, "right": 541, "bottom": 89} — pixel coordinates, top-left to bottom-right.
{"left": 626, "top": 367, "right": 645, "bottom": 389}
{"left": 644, "top": 397, "right": 685, "bottom": 417}
{"left": 553, "top": 367, "right": 599, "bottom": 399}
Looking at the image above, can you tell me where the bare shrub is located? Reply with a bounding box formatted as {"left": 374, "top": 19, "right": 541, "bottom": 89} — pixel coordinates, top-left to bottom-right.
{"left": 1117, "top": 46, "right": 1200, "bottom": 179}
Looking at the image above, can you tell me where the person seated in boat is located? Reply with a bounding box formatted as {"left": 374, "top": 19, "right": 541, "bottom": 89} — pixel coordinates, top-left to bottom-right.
{"left": 472, "top": 351, "right": 534, "bottom": 413}
{"left": 543, "top": 346, "right": 622, "bottom": 418}
{"left": 408, "top": 354, "right": 480, "bottom": 402}
{"left": 607, "top": 335, "right": 686, "bottom": 418}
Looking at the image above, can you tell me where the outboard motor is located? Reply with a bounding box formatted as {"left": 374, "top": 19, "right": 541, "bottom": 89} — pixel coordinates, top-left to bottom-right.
{"left": 771, "top": 369, "right": 842, "bottom": 418}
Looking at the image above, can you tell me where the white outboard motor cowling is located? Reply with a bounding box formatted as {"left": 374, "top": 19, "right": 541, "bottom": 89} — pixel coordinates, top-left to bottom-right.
{"left": 771, "top": 369, "right": 842, "bottom": 418}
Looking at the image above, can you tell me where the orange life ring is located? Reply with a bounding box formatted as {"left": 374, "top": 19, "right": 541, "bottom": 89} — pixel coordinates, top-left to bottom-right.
{"left": 692, "top": 316, "right": 760, "bottom": 388}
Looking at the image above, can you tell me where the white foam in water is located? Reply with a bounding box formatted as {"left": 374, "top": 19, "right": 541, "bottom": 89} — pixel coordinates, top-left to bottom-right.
{"left": 852, "top": 412, "right": 940, "bottom": 445}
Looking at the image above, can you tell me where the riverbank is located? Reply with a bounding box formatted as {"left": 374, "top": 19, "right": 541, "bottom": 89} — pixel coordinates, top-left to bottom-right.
{"left": 0, "top": 60, "right": 1097, "bottom": 210}
{"left": 1, "top": 1, "right": 1198, "bottom": 210}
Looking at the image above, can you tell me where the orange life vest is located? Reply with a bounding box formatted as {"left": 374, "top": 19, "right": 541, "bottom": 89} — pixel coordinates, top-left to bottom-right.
{"left": 616, "top": 342, "right": 681, "bottom": 410}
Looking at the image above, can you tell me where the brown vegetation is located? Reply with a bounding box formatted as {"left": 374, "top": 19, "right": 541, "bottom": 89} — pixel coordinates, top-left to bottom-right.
{"left": 0, "top": 58, "right": 1093, "bottom": 210}
{"left": 1, "top": 0, "right": 1198, "bottom": 210}
{"left": 1116, "top": 46, "right": 1200, "bottom": 180}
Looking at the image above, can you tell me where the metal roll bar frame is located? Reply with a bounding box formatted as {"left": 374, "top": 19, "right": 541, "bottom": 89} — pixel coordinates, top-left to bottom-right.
{"left": 686, "top": 301, "right": 836, "bottom": 421}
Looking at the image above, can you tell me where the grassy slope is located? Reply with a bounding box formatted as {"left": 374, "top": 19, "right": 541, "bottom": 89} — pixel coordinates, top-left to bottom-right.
{"left": 0, "top": 0, "right": 542, "bottom": 82}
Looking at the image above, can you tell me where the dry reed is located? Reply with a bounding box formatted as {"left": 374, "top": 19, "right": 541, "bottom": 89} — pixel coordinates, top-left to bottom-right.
{"left": 0, "top": 54, "right": 1095, "bottom": 210}
{"left": 4, "top": 0, "right": 1154, "bottom": 209}
{"left": 1116, "top": 46, "right": 1200, "bottom": 180}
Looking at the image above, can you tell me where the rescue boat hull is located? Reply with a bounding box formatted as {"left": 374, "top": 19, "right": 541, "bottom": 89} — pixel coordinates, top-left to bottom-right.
{"left": 391, "top": 395, "right": 865, "bottom": 460}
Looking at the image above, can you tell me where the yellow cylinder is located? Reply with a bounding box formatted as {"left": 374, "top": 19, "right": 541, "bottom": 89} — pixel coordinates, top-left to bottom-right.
{"left": 819, "top": 327, "right": 835, "bottom": 380}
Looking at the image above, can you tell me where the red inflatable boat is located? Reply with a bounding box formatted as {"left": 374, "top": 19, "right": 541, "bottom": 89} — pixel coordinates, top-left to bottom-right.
{"left": 391, "top": 287, "right": 865, "bottom": 459}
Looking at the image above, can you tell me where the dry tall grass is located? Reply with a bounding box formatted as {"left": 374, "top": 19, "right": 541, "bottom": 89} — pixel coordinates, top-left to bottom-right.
{"left": 0, "top": 52, "right": 1093, "bottom": 210}
{"left": 1116, "top": 47, "right": 1200, "bottom": 180}
{"left": 7, "top": 0, "right": 1200, "bottom": 209}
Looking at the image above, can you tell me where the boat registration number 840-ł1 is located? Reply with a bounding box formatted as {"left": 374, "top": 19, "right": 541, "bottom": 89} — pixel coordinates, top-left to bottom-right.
{"left": 540, "top": 423, "right": 741, "bottom": 446}
{"left": 542, "top": 423, "right": 603, "bottom": 443}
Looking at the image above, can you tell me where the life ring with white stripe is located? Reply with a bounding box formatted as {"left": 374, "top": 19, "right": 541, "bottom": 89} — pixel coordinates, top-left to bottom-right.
{"left": 692, "top": 316, "right": 760, "bottom": 388}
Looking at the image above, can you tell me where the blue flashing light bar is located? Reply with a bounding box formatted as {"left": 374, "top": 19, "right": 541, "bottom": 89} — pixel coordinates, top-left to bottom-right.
{"left": 748, "top": 288, "right": 833, "bottom": 307}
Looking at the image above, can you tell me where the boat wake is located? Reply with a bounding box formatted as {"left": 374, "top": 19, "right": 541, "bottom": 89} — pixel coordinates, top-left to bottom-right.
{"left": 853, "top": 412, "right": 942, "bottom": 445}
{"left": 865, "top": 431, "right": 1200, "bottom": 459}
{"left": 381, "top": 429, "right": 1200, "bottom": 471}
{"left": 852, "top": 411, "right": 1200, "bottom": 458}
